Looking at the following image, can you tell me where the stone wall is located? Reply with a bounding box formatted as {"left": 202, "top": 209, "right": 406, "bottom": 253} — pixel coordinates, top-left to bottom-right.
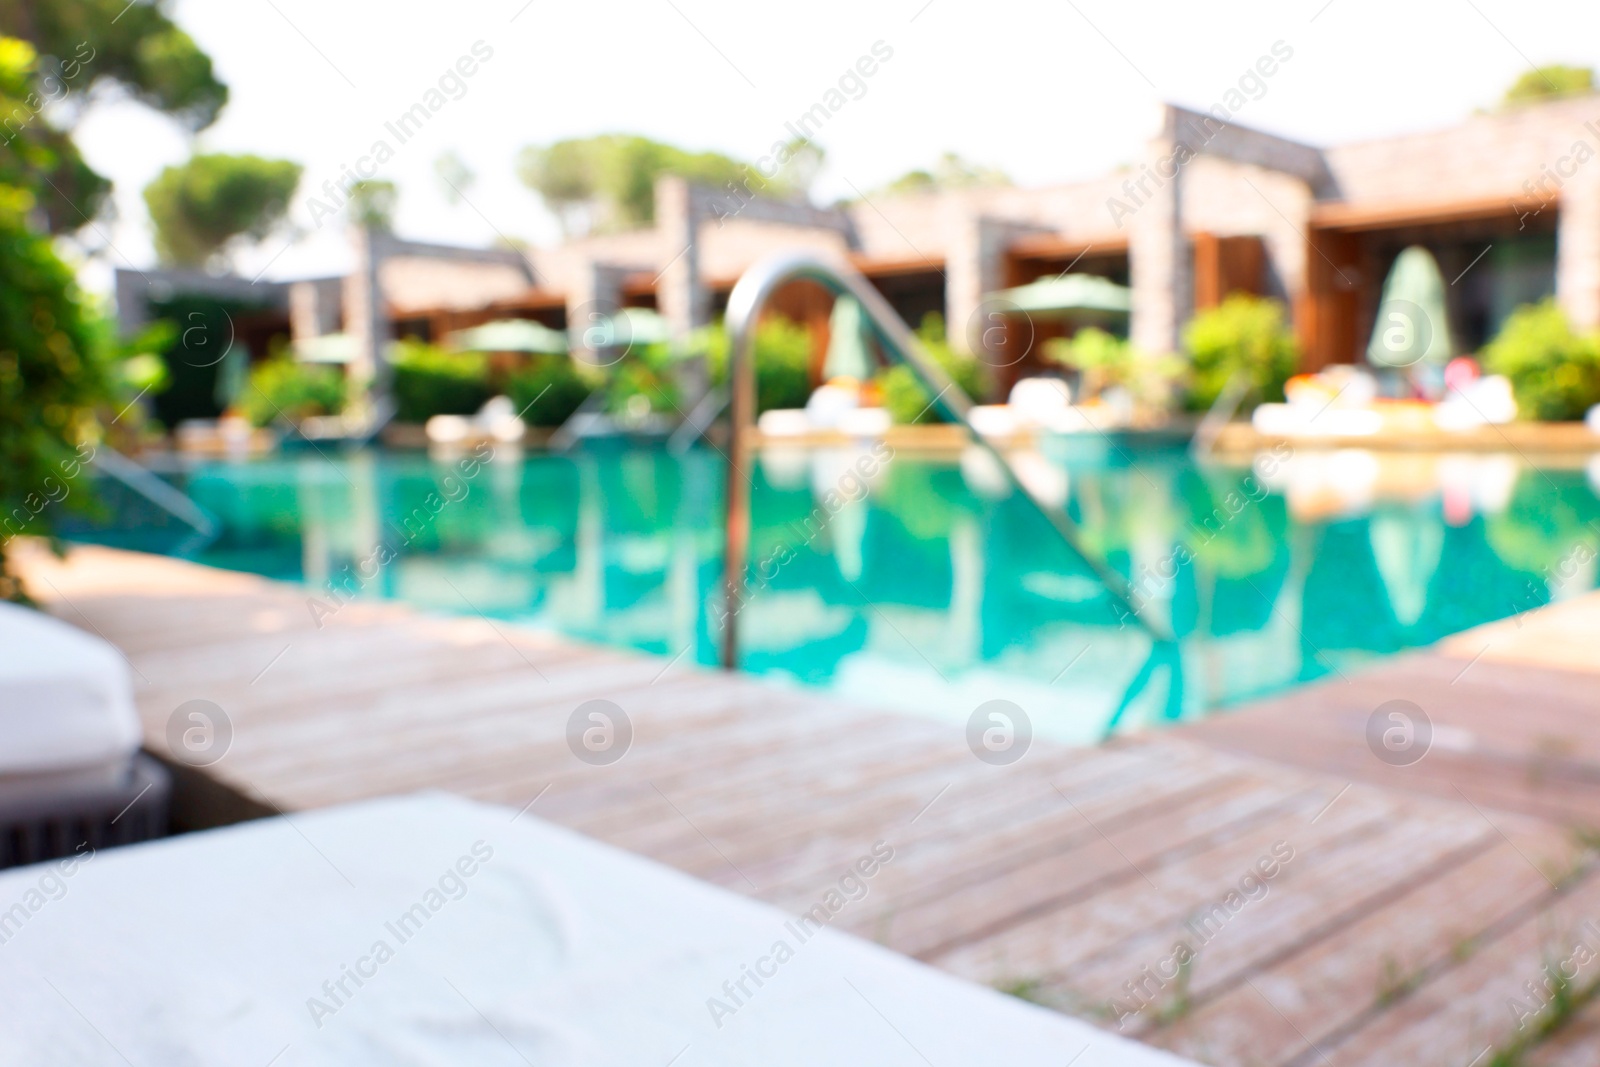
{"left": 1322, "top": 96, "right": 1600, "bottom": 204}
{"left": 288, "top": 278, "right": 343, "bottom": 341}
{"left": 281, "top": 97, "right": 1600, "bottom": 368}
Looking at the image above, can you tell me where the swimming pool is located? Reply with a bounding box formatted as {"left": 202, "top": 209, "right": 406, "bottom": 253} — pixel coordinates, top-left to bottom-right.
{"left": 78, "top": 439, "right": 1600, "bottom": 743}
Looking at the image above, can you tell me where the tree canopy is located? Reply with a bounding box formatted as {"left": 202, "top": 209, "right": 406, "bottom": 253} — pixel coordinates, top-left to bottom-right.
{"left": 0, "top": 0, "right": 229, "bottom": 235}
{"left": 347, "top": 179, "right": 397, "bottom": 230}
{"left": 516, "top": 134, "right": 813, "bottom": 236}
{"left": 877, "top": 152, "right": 1010, "bottom": 198}
{"left": 1503, "top": 65, "right": 1594, "bottom": 105}
{"left": 0, "top": 37, "right": 110, "bottom": 600}
{"left": 433, "top": 150, "right": 474, "bottom": 205}
{"left": 0, "top": 33, "right": 107, "bottom": 232}
{"left": 143, "top": 153, "right": 302, "bottom": 267}
{"left": 1, "top": 0, "right": 227, "bottom": 600}
{"left": 0, "top": 0, "right": 228, "bottom": 130}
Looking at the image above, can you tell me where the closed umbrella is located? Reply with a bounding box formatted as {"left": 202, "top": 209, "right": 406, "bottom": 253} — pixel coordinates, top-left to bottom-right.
{"left": 1367, "top": 246, "right": 1453, "bottom": 368}
{"left": 823, "top": 294, "right": 874, "bottom": 381}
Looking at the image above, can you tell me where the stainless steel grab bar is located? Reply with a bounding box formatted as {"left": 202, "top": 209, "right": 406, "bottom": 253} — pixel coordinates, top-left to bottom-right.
{"left": 1190, "top": 370, "right": 1252, "bottom": 462}
{"left": 719, "top": 250, "right": 1172, "bottom": 670}
{"left": 91, "top": 447, "right": 217, "bottom": 536}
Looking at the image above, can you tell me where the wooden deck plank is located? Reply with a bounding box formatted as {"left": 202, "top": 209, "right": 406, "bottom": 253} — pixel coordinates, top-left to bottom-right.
{"left": 1182, "top": 652, "right": 1600, "bottom": 824}
{"left": 738, "top": 743, "right": 1238, "bottom": 901}
{"left": 847, "top": 774, "right": 1320, "bottom": 958}
{"left": 208, "top": 667, "right": 780, "bottom": 784}
{"left": 929, "top": 788, "right": 1490, "bottom": 988}
{"left": 1438, "top": 592, "right": 1600, "bottom": 678}
{"left": 1304, "top": 868, "right": 1600, "bottom": 1066}
{"left": 926, "top": 787, "right": 1386, "bottom": 982}
{"left": 243, "top": 680, "right": 798, "bottom": 810}
{"left": 1526, "top": 997, "right": 1600, "bottom": 1067}
{"left": 1152, "top": 826, "right": 1575, "bottom": 1066}
{"left": 20, "top": 541, "right": 1600, "bottom": 1067}
{"left": 666, "top": 752, "right": 1246, "bottom": 901}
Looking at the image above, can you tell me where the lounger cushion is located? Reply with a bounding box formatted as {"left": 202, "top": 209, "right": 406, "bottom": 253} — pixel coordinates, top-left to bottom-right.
{"left": 0, "top": 602, "right": 140, "bottom": 777}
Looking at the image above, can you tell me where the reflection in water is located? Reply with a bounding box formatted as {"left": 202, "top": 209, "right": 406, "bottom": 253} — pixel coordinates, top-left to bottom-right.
{"left": 80, "top": 442, "right": 1600, "bottom": 745}
{"left": 1102, "top": 639, "right": 1185, "bottom": 738}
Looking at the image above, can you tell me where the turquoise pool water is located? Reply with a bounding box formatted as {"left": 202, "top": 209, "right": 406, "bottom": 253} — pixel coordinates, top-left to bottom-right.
{"left": 79, "top": 440, "right": 1600, "bottom": 743}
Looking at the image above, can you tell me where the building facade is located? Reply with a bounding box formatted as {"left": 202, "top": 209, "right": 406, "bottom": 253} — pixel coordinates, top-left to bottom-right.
{"left": 117, "top": 96, "right": 1600, "bottom": 401}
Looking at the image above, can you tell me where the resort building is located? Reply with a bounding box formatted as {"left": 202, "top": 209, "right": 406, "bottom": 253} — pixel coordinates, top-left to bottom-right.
{"left": 116, "top": 94, "right": 1600, "bottom": 398}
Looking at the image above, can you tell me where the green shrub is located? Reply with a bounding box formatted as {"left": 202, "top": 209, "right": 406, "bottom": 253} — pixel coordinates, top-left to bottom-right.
{"left": 391, "top": 341, "right": 490, "bottom": 423}
{"left": 1045, "top": 327, "right": 1126, "bottom": 397}
{"left": 700, "top": 316, "right": 816, "bottom": 414}
{"left": 0, "top": 36, "right": 110, "bottom": 598}
{"left": 241, "top": 357, "right": 346, "bottom": 427}
{"left": 602, "top": 343, "right": 681, "bottom": 419}
{"left": 0, "top": 188, "right": 108, "bottom": 601}
{"left": 506, "top": 356, "right": 596, "bottom": 427}
{"left": 879, "top": 366, "right": 933, "bottom": 425}
{"left": 1044, "top": 327, "right": 1183, "bottom": 412}
{"left": 1504, "top": 65, "right": 1594, "bottom": 106}
{"left": 1483, "top": 299, "right": 1600, "bottom": 421}
{"left": 146, "top": 294, "right": 271, "bottom": 425}
{"left": 877, "top": 313, "right": 988, "bottom": 425}
{"left": 749, "top": 316, "right": 812, "bottom": 413}
{"left": 1183, "top": 295, "right": 1299, "bottom": 411}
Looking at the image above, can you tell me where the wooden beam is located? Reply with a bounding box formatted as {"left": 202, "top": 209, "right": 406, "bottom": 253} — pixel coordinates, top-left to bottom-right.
{"left": 389, "top": 287, "right": 569, "bottom": 321}
{"left": 702, "top": 254, "right": 948, "bottom": 296}
{"left": 1007, "top": 233, "right": 1130, "bottom": 261}
{"left": 846, "top": 252, "right": 947, "bottom": 277}
{"left": 1310, "top": 194, "right": 1550, "bottom": 233}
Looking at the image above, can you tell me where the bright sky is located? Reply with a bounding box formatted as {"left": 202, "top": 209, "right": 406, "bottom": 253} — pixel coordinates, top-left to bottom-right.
{"left": 67, "top": 0, "right": 1600, "bottom": 293}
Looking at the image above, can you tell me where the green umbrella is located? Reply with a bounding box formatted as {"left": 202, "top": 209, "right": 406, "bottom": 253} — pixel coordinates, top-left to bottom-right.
{"left": 448, "top": 318, "right": 569, "bottom": 354}
{"left": 569, "top": 307, "right": 671, "bottom": 351}
{"left": 569, "top": 307, "right": 668, "bottom": 351}
{"left": 1367, "top": 246, "right": 1453, "bottom": 367}
{"left": 214, "top": 341, "right": 248, "bottom": 408}
{"left": 615, "top": 308, "right": 671, "bottom": 346}
{"left": 823, "top": 294, "right": 874, "bottom": 380}
{"left": 984, "top": 274, "right": 1132, "bottom": 319}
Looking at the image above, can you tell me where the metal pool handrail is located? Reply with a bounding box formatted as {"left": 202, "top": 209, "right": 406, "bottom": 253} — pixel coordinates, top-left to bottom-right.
{"left": 1190, "top": 370, "right": 1252, "bottom": 462}
{"left": 719, "top": 250, "right": 1172, "bottom": 670}
{"left": 91, "top": 447, "right": 219, "bottom": 555}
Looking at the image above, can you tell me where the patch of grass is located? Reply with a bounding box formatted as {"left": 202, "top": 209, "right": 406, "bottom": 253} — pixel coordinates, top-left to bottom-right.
{"left": 1480, "top": 945, "right": 1600, "bottom": 1066}
{"left": 994, "top": 977, "right": 1110, "bottom": 1022}
{"left": 1375, "top": 954, "right": 1427, "bottom": 1008}
{"left": 1543, "top": 828, "right": 1600, "bottom": 888}
{"left": 1527, "top": 736, "right": 1579, "bottom": 790}
{"left": 997, "top": 977, "right": 1050, "bottom": 1006}
{"left": 995, "top": 963, "right": 1195, "bottom": 1031}
{"left": 870, "top": 908, "right": 896, "bottom": 947}
{"left": 1150, "top": 955, "right": 1195, "bottom": 1026}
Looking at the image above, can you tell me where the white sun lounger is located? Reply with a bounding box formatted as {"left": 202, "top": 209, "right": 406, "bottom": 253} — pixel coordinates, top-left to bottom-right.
{"left": 0, "top": 602, "right": 167, "bottom": 866}
{"left": 0, "top": 793, "right": 1198, "bottom": 1066}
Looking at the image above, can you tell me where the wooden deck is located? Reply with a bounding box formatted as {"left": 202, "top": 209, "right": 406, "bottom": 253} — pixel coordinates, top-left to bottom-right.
{"left": 18, "top": 540, "right": 1600, "bottom": 1066}
{"left": 1212, "top": 419, "right": 1600, "bottom": 459}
